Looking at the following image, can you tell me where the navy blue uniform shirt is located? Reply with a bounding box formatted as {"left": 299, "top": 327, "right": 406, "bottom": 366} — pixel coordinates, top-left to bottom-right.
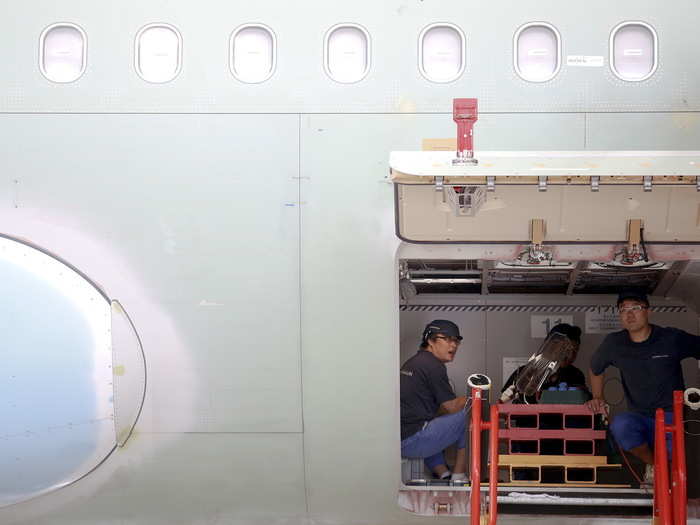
{"left": 590, "top": 325, "right": 700, "bottom": 416}
{"left": 400, "top": 350, "right": 456, "bottom": 440}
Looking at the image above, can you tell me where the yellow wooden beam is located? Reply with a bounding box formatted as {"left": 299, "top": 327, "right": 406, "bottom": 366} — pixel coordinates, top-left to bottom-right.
{"left": 498, "top": 454, "right": 610, "bottom": 466}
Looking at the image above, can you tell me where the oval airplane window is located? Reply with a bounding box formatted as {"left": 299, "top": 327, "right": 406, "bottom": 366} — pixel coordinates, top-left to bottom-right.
{"left": 418, "top": 23, "right": 465, "bottom": 83}
{"left": 230, "top": 24, "right": 276, "bottom": 83}
{"left": 610, "top": 21, "right": 657, "bottom": 81}
{"left": 324, "top": 24, "right": 371, "bottom": 83}
{"left": 39, "top": 23, "right": 87, "bottom": 83}
{"left": 0, "top": 235, "right": 145, "bottom": 507}
{"left": 135, "top": 24, "right": 182, "bottom": 83}
{"left": 514, "top": 22, "right": 560, "bottom": 82}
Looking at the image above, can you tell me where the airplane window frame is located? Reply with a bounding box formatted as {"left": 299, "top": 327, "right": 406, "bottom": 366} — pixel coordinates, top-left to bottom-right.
{"left": 323, "top": 23, "right": 372, "bottom": 84}
{"left": 134, "top": 22, "right": 183, "bottom": 84}
{"left": 417, "top": 22, "right": 466, "bottom": 84}
{"left": 39, "top": 22, "right": 88, "bottom": 84}
{"left": 229, "top": 23, "right": 277, "bottom": 84}
{"left": 512, "top": 22, "right": 562, "bottom": 83}
{"left": 609, "top": 20, "right": 658, "bottom": 82}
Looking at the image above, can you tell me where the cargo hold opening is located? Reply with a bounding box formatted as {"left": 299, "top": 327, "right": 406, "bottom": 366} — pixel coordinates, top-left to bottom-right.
{"left": 396, "top": 252, "right": 700, "bottom": 517}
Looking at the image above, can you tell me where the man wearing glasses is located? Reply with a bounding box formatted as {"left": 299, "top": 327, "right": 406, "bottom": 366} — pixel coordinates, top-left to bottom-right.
{"left": 588, "top": 290, "right": 700, "bottom": 482}
{"left": 400, "top": 320, "right": 468, "bottom": 481}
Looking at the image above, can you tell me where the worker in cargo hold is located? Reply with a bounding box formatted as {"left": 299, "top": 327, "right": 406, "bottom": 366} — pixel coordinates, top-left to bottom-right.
{"left": 400, "top": 319, "right": 468, "bottom": 481}
{"left": 500, "top": 323, "right": 591, "bottom": 405}
{"left": 588, "top": 290, "right": 700, "bottom": 482}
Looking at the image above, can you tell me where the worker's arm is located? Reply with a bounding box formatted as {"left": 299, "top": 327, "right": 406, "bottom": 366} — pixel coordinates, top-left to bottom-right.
{"left": 586, "top": 369, "right": 607, "bottom": 412}
{"left": 438, "top": 395, "right": 468, "bottom": 415}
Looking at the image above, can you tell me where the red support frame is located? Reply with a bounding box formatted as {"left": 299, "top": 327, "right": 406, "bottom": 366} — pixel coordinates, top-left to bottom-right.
{"left": 671, "top": 391, "right": 687, "bottom": 525}
{"left": 469, "top": 387, "right": 498, "bottom": 525}
{"left": 653, "top": 390, "right": 687, "bottom": 525}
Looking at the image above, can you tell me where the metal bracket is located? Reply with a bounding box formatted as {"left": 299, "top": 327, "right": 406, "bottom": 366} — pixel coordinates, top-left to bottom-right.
{"left": 623, "top": 218, "right": 644, "bottom": 264}
{"left": 434, "top": 502, "right": 452, "bottom": 515}
{"left": 590, "top": 176, "right": 600, "bottom": 192}
{"left": 527, "top": 219, "right": 550, "bottom": 263}
{"left": 538, "top": 176, "right": 547, "bottom": 192}
{"left": 643, "top": 176, "right": 653, "bottom": 192}
{"left": 435, "top": 176, "right": 444, "bottom": 192}
{"left": 486, "top": 176, "right": 495, "bottom": 192}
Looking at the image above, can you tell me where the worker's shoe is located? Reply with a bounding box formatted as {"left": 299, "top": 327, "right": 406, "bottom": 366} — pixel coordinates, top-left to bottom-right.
{"left": 450, "top": 472, "right": 468, "bottom": 484}
{"left": 643, "top": 464, "right": 654, "bottom": 486}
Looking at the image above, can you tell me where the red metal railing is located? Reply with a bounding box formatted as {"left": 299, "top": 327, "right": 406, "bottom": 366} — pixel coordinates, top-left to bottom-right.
{"left": 654, "top": 390, "right": 687, "bottom": 525}
{"left": 469, "top": 387, "right": 498, "bottom": 525}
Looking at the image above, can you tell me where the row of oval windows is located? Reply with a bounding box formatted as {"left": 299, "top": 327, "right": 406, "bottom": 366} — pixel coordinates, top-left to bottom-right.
{"left": 41, "top": 21, "right": 658, "bottom": 85}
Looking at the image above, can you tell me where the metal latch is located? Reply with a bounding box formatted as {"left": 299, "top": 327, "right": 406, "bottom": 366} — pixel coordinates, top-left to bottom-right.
{"left": 622, "top": 219, "right": 646, "bottom": 264}
{"left": 487, "top": 176, "right": 495, "bottom": 192}
{"left": 452, "top": 98, "right": 479, "bottom": 166}
{"left": 435, "top": 176, "right": 444, "bottom": 192}
{"left": 528, "top": 219, "right": 551, "bottom": 264}
{"left": 433, "top": 502, "right": 453, "bottom": 515}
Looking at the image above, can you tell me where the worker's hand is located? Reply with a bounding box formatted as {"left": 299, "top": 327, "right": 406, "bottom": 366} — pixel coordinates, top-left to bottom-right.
{"left": 586, "top": 397, "right": 608, "bottom": 414}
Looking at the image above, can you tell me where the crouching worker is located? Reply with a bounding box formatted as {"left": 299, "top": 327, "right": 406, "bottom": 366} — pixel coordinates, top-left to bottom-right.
{"left": 400, "top": 320, "right": 468, "bottom": 481}
{"left": 588, "top": 290, "right": 700, "bottom": 483}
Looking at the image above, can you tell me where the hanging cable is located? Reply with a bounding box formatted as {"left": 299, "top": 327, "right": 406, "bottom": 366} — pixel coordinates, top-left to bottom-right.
{"left": 684, "top": 419, "right": 700, "bottom": 437}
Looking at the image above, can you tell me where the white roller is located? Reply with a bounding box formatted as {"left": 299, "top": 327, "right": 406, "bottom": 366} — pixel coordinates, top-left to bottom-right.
{"left": 684, "top": 387, "right": 700, "bottom": 410}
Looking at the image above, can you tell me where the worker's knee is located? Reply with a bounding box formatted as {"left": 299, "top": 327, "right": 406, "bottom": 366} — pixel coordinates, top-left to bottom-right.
{"left": 609, "top": 412, "right": 649, "bottom": 451}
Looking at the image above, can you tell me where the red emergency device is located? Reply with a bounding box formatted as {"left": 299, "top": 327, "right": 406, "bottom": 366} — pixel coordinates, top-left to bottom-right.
{"left": 453, "top": 98, "right": 478, "bottom": 165}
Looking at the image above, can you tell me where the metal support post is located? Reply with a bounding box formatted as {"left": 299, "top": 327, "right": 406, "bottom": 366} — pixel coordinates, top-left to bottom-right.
{"left": 470, "top": 387, "right": 483, "bottom": 525}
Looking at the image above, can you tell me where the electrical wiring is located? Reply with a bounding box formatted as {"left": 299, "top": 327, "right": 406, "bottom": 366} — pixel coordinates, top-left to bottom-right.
{"left": 602, "top": 377, "right": 625, "bottom": 406}
{"left": 684, "top": 419, "right": 700, "bottom": 436}
{"left": 616, "top": 442, "right": 647, "bottom": 491}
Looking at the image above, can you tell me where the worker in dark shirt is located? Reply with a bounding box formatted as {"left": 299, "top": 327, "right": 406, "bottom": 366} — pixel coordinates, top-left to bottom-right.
{"left": 501, "top": 323, "right": 591, "bottom": 404}
{"left": 400, "top": 320, "right": 468, "bottom": 481}
{"left": 588, "top": 289, "right": 700, "bottom": 482}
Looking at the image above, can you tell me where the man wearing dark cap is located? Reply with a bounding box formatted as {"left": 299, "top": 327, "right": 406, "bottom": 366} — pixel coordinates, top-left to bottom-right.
{"left": 400, "top": 320, "right": 468, "bottom": 481}
{"left": 588, "top": 290, "right": 700, "bottom": 482}
{"left": 501, "top": 323, "right": 590, "bottom": 404}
